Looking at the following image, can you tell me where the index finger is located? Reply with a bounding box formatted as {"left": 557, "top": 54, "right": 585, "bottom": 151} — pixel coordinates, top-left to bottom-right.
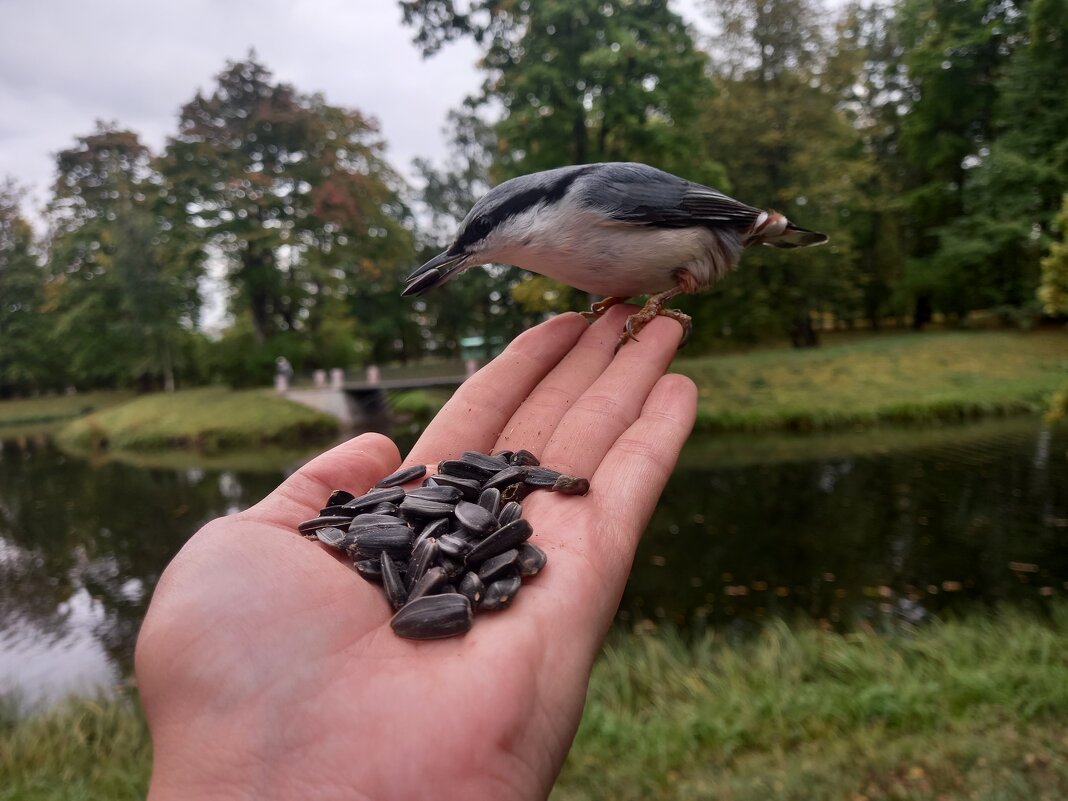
{"left": 405, "top": 312, "right": 588, "bottom": 465}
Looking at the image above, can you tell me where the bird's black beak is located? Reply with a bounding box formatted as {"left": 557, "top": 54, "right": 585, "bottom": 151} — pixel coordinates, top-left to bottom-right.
{"left": 402, "top": 250, "right": 468, "bottom": 296}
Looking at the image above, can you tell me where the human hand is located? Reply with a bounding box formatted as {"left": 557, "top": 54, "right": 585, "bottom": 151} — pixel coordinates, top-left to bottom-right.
{"left": 136, "top": 305, "right": 696, "bottom": 801}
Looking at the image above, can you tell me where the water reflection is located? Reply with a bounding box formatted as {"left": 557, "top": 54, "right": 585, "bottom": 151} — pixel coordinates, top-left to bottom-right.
{"left": 623, "top": 423, "right": 1068, "bottom": 634}
{"left": 0, "top": 436, "right": 293, "bottom": 712}
{"left": 0, "top": 422, "right": 1066, "bottom": 710}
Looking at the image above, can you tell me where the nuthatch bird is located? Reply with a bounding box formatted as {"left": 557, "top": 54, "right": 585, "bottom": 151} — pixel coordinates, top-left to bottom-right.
{"left": 402, "top": 162, "right": 827, "bottom": 349}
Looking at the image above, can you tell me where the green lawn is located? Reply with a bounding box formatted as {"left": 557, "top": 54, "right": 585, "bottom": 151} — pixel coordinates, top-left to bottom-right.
{"left": 5, "top": 608, "right": 1068, "bottom": 800}
{"left": 55, "top": 387, "right": 338, "bottom": 452}
{"left": 673, "top": 329, "right": 1068, "bottom": 431}
{"left": 0, "top": 391, "right": 131, "bottom": 434}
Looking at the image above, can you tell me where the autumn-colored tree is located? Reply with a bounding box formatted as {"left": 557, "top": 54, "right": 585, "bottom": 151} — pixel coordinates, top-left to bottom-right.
{"left": 161, "top": 56, "right": 415, "bottom": 369}
{"left": 1039, "top": 195, "right": 1068, "bottom": 316}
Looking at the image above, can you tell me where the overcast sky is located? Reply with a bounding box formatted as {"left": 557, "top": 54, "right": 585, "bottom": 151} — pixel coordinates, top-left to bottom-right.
{"left": 0, "top": 1, "right": 488, "bottom": 219}
{"left": 0, "top": 0, "right": 715, "bottom": 223}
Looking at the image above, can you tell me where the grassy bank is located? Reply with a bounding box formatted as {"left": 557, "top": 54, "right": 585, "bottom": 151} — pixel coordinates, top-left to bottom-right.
{"left": 55, "top": 387, "right": 338, "bottom": 452}
{"left": 673, "top": 329, "right": 1068, "bottom": 432}
{"left": 5, "top": 608, "right": 1068, "bottom": 800}
{"left": 0, "top": 391, "right": 130, "bottom": 436}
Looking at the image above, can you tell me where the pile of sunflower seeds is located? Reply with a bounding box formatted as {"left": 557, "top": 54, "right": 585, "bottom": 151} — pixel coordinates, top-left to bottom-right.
{"left": 298, "top": 449, "right": 589, "bottom": 640}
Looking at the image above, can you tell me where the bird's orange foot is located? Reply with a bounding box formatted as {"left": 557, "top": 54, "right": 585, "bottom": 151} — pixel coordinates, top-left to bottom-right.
{"left": 614, "top": 307, "right": 692, "bottom": 352}
{"left": 613, "top": 286, "right": 691, "bottom": 353}
{"left": 580, "top": 296, "right": 627, "bottom": 323}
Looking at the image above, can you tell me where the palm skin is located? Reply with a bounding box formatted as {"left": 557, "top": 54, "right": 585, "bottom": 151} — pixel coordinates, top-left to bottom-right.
{"left": 136, "top": 306, "right": 697, "bottom": 801}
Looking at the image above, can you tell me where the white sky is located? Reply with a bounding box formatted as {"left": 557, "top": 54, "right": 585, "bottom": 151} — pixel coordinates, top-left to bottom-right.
{"left": 0, "top": 0, "right": 715, "bottom": 222}
{"left": 0, "top": 0, "right": 717, "bottom": 223}
{"left": 0, "top": 1, "right": 486, "bottom": 219}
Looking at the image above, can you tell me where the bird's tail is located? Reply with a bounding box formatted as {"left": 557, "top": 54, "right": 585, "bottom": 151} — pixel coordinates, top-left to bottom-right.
{"left": 401, "top": 250, "right": 468, "bottom": 296}
{"left": 746, "top": 211, "right": 828, "bottom": 249}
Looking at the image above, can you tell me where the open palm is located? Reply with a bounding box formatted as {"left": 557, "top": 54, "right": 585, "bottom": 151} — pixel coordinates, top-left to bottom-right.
{"left": 136, "top": 306, "right": 696, "bottom": 801}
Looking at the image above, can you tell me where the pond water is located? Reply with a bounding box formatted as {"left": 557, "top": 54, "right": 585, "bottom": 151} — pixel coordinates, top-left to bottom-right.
{"left": 1, "top": 419, "right": 1066, "bottom": 712}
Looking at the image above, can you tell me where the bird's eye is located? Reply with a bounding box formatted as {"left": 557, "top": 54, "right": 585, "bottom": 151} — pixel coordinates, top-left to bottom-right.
{"left": 469, "top": 217, "right": 491, "bottom": 241}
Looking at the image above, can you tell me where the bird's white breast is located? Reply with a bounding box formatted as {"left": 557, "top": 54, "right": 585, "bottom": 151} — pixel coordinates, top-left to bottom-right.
{"left": 484, "top": 200, "right": 733, "bottom": 298}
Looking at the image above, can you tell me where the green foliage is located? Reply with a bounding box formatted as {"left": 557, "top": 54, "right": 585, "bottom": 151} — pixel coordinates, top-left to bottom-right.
{"left": 1039, "top": 194, "right": 1068, "bottom": 315}
{"left": 689, "top": 0, "right": 867, "bottom": 346}
{"left": 556, "top": 607, "right": 1068, "bottom": 800}
{"left": 44, "top": 124, "right": 201, "bottom": 391}
{"left": 7, "top": 610, "right": 1068, "bottom": 801}
{"left": 0, "top": 180, "right": 56, "bottom": 395}
{"left": 160, "top": 55, "right": 414, "bottom": 363}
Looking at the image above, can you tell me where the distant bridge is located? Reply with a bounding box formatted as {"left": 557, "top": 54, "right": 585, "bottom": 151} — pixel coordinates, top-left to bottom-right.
{"left": 284, "top": 374, "right": 469, "bottom": 426}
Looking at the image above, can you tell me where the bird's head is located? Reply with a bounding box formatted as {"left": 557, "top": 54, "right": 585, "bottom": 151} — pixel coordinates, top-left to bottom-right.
{"left": 402, "top": 190, "right": 519, "bottom": 296}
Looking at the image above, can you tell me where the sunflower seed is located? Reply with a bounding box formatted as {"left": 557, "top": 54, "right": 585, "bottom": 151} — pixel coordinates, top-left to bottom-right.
{"left": 437, "top": 533, "right": 471, "bottom": 559}
{"left": 342, "top": 486, "right": 406, "bottom": 512}
{"left": 374, "top": 463, "right": 427, "bottom": 488}
{"left": 551, "top": 475, "right": 590, "bottom": 495}
{"left": 454, "top": 500, "right": 498, "bottom": 537}
{"left": 353, "top": 526, "right": 414, "bottom": 559}
{"left": 477, "top": 549, "right": 519, "bottom": 583}
{"left": 458, "top": 571, "right": 484, "bottom": 604}
{"left": 427, "top": 474, "right": 482, "bottom": 501}
{"left": 315, "top": 526, "right": 354, "bottom": 551}
{"left": 491, "top": 450, "right": 514, "bottom": 462}
{"left": 464, "top": 519, "right": 534, "bottom": 566}
{"left": 439, "top": 555, "right": 465, "bottom": 578}
{"left": 521, "top": 466, "right": 562, "bottom": 487}
{"left": 326, "top": 489, "right": 356, "bottom": 507}
{"left": 482, "top": 465, "right": 526, "bottom": 491}
{"left": 369, "top": 502, "right": 400, "bottom": 515}
{"left": 353, "top": 558, "right": 382, "bottom": 583}
{"left": 407, "top": 566, "right": 448, "bottom": 603}
{"left": 350, "top": 513, "right": 412, "bottom": 531}
{"left": 399, "top": 496, "right": 457, "bottom": 519}
{"left": 437, "top": 459, "right": 495, "bottom": 481}
{"left": 381, "top": 552, "right": 408, "bottom": 611}
{"left": 405, "top": 537, "right": 439, "bottom": 591}
{"left": 480, "top": 573, "right": 522, "bottom": 611}
{"left": 405, "top": 485, "right": 464, "bottom": 503}
{"left": 460, "top": 451, "right": 510, "bottom": 473}
{"left": 510, "top": 449, "right": 540, "bottom": 466}
{"left": 478, "top": 487, "right": 501, "bottom": 518}
{"left": 317, "top": 504, "right": 361, "bottom": 517}
{"left": 297, "top": 515, "right": 356, "bottom": 537}
{"left": 497, "top": 501, "right": 523, "bottom": 526}
{"left": 516, "top": 542, "right": 547, "bottom": 576}
{"left": 390, "top": 594, "right": 473, "bottom": 640}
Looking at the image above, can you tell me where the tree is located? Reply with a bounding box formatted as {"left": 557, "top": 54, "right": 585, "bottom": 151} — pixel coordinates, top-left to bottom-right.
{"left": 0, "top": 180, "right": 53, "bottom": 396}
{"left": 161, "top": 56, "right": 413, "bottom": 371}
{"left": 1039, "top": 194, "right": 1068, "bottom": 316}
{"left": 402, "top": 0, "right": 725, "bottom": 316}
{"left": 895, "top": 0, "right": 1025, "bottom": 325}
{"left": 829, "top": 1, "right": 911, "bottom": 327}
{"left": 692, "top": 0, "right": 867, "bottom": 347}
{"left": 46, "top": 124, "right": 199, "bottom": 390}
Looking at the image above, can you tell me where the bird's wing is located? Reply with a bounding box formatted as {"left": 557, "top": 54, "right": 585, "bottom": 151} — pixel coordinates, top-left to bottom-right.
{"left": 579, "top": 163, "right": 765, "bottom": 230}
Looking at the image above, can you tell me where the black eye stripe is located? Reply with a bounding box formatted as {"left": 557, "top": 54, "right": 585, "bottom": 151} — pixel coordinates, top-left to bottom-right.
{"left": 455, "top": 166, "right": 594, "bottom": 252}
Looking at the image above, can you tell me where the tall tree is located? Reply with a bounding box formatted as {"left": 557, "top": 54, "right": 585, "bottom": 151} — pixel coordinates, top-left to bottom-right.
{"left": 402, "top": 0, "right": 726, "bottom": 316}
{"left": 161, "top": 56, "right": 414, "bottom": 369}
{"left": 829, "top": 1, "right": 911, "bottom": 327}
{"left": 693, "top": 0, "right": 866, "bottom": 347}
{"left": 46, "top": 124, "right": 199, "bottom": 389}
{"left": 895, "top": 0, "right": 1024, "bottom": 324}
{"left": 403, "top": 0, "right": 721, "bottom": 181}
{"left": 0, "top": 180, "right": 52, "bottom": 396}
